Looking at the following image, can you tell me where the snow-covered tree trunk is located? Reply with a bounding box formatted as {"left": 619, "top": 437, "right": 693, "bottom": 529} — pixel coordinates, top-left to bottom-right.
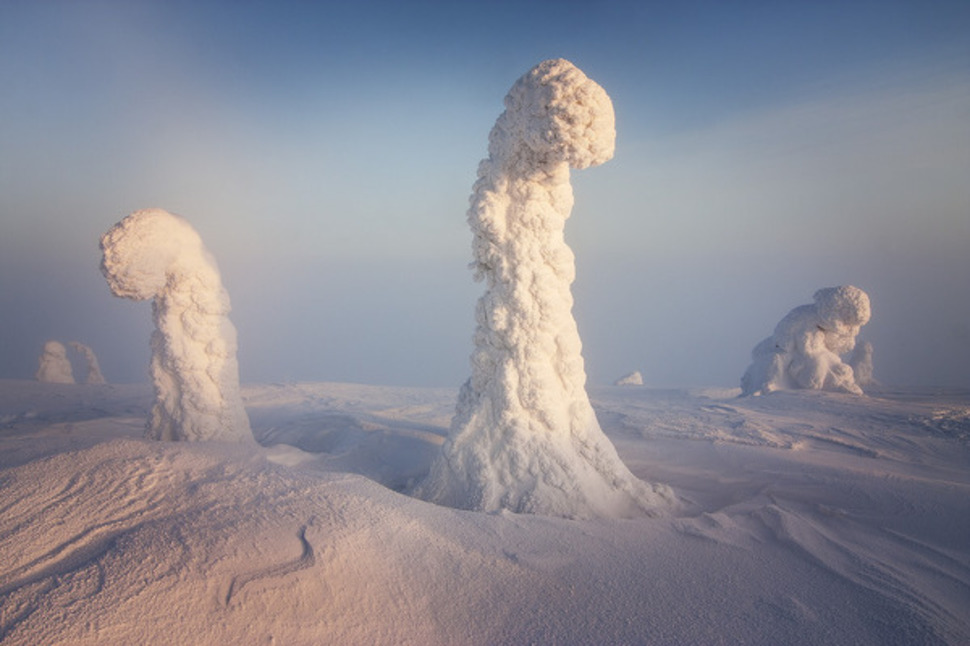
{"left": 416, "top": 59, "right": 673, "bottom": 519}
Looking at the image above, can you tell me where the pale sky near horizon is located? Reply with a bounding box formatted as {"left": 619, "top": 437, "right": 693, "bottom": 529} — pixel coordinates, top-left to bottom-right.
{"left": 2, "top": 0, "right": 969, "bottom": 388}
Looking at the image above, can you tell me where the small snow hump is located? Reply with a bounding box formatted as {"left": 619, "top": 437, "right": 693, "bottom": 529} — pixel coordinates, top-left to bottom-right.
{"left": 100, "top": 208, "right": 253, "bottom": 443}
{"left": 741, "top": 285, "right": 872, "bottom": 396}
{"left": 615, "top": 371, "right": 644, "bottom": 386}
{"left": 413, "top": 60, "right": 673, "bottom": 519}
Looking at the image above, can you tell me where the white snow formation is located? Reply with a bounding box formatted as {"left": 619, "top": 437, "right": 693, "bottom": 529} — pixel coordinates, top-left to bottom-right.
{"left": 741, "top": 285, "right": 872, "bottom": 396}
{"left": 615, "top": 371, "right": 644, "bottom": 386}
{"left": 100, "top": 208, "right": 253, "bottom": 442}
{"left": 415, "top": 59, "right": 673, "bottom": 519}
{"left": 69, "top": 341, "right": 107, "bottom": 384}
{"left": 848, "top": 340, "right": 876, "bottom": 387}
{"left": 35, "top": 340, "right": 75, "bottom": 383}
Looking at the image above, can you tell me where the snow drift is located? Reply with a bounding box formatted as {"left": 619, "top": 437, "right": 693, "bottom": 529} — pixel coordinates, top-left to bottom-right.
{"left": 69, "top": 341, "right": 106, "bottom": 385}
{"left": 100, "top": 208, "right": 252, "bottom": 442}
{"left": 741, "top": 285, "right": 872, "bottom": 396}
{"left": 35, "top": 340, "right": 74, "bottom": 384}
{"left": 415, "top": 59, "right": 672, "bottom": 519}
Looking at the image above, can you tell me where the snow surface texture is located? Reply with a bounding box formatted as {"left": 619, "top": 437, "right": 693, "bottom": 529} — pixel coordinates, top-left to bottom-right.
{"left": 69, "top": 341, "right": 106, "bottom": 385}
{"left": 742, "top": 285, "right": 872, "bottom": 396}
{"left": 615, "top": 371, "right": 644, "bottom": 386}
{"left": 34, "top": 340, "right": 74, "bottom": 384}
{"left": 100, "top": 209, "right": 252, "bottom": 442}
{"left": 415, "top": 59, "right": 672, "bottom": 519}
{"left": 0, "top": 380, "right": 968, "bottom": 644}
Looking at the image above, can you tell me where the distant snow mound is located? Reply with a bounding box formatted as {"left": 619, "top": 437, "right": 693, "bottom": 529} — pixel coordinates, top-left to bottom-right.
{"left": 100, "top": 208, "right": 253, "bottom": 442}
{"left": 414, "top": 59, "right": 673, "bottom": 519}
{"left": 69, "top": 341, "right": 106, "bottom": 384}
{"left": 35, "top": 340, "right": 75, "bottom": 384}
{"left": 741, "top": 285, "right": 871, "bottom": 396}
{"left": 615, "top": 371, "right": 644, "bottom": 386}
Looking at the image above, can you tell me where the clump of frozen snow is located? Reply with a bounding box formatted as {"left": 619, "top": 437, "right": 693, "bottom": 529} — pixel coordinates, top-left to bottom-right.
{"left": 848, "top": 340, "right": 876, "bottom": 387}
{"left": 100, "top": 208, "right": 253, "bottom": 442}
{"left": 35, "top": 340, "right": 75, "bottom": 384}
{"left": 69, "top": 341, "right": 106, "bottom": 384}
{"left": 741, "top": 285, "right": 871, "bottom": 396}
{"left": 615, "top": 371, "right": 644, "bottom": 386}
{"left": 414, "top": 59, "right": 673, "bottom": 519}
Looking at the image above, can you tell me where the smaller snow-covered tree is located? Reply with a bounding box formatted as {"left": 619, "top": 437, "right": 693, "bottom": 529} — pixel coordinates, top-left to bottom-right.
{"left": 100, "top": 208, "right": 252, "bottom": 442}
{"left": 36, "top": 340, "right": 75, "bottom": 384}
{"left": 69, "top": 341, "right": 106, "bottom": 384}
{"left": 741, "top": 285, "right": 871, "bottom": 396}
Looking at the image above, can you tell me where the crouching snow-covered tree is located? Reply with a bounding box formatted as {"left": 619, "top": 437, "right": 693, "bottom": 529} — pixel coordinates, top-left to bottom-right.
{"left": 741, "top": 285, "right": 871, "bottom": 396}
{"left": 36, "top": 340, "right": 75, "bottom": 383}
{"left": 414, "top": 59, "right": 673, "bottom": 519}
{"left": 100, "top": 208, "right": 253, "bottom": 442}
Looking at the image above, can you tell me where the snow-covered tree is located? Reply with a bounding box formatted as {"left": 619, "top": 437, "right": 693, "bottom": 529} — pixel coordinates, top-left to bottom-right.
{"left": 69, "top": 341, "right": 106, "bottom": 385}
{"left": 36, "top": 340, "right": 75, "bottom": 384}
{"left": 100, "top": 208, "right": 253, "bottom": 442}
{"left": 741, "top": 285, "right": 871, "bottom": 396}
{"left": 415, "top": 59, "right": 673, "bottom": 519}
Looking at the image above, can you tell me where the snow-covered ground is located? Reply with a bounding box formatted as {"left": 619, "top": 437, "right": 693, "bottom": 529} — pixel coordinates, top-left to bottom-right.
{"left": 1, "top": 379, "right": 968, "bottom": 644}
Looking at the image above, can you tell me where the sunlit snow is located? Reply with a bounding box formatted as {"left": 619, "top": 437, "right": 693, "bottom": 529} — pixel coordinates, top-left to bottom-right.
{"left": 0, "top": 380, "right": 967, "bottom": 644}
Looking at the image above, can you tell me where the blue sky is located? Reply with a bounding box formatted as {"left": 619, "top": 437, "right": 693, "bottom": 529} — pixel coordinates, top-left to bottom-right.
{"left": 2, "top": 0, "right": 968, "bottom": 387}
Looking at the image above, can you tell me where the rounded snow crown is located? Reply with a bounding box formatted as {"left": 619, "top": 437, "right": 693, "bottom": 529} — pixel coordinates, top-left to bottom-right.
{"left": 493, "top": 58, "right": 616, "bottom": 170}
{"left": 100, "top": 208, "right": 209, "bottom": 301}
{"left": 813, "top": 285, "right": 871, "bottom": 330}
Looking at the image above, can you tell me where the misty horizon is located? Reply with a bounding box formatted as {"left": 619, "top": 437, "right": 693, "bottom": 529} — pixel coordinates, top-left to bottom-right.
{"left": 2, "top": 1, "right": 968, "bottom": 389}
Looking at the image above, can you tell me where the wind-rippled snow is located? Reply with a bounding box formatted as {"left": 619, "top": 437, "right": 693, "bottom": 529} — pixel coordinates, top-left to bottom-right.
{"left": 1, "top": 379, "right": 968, "bottom": 644}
